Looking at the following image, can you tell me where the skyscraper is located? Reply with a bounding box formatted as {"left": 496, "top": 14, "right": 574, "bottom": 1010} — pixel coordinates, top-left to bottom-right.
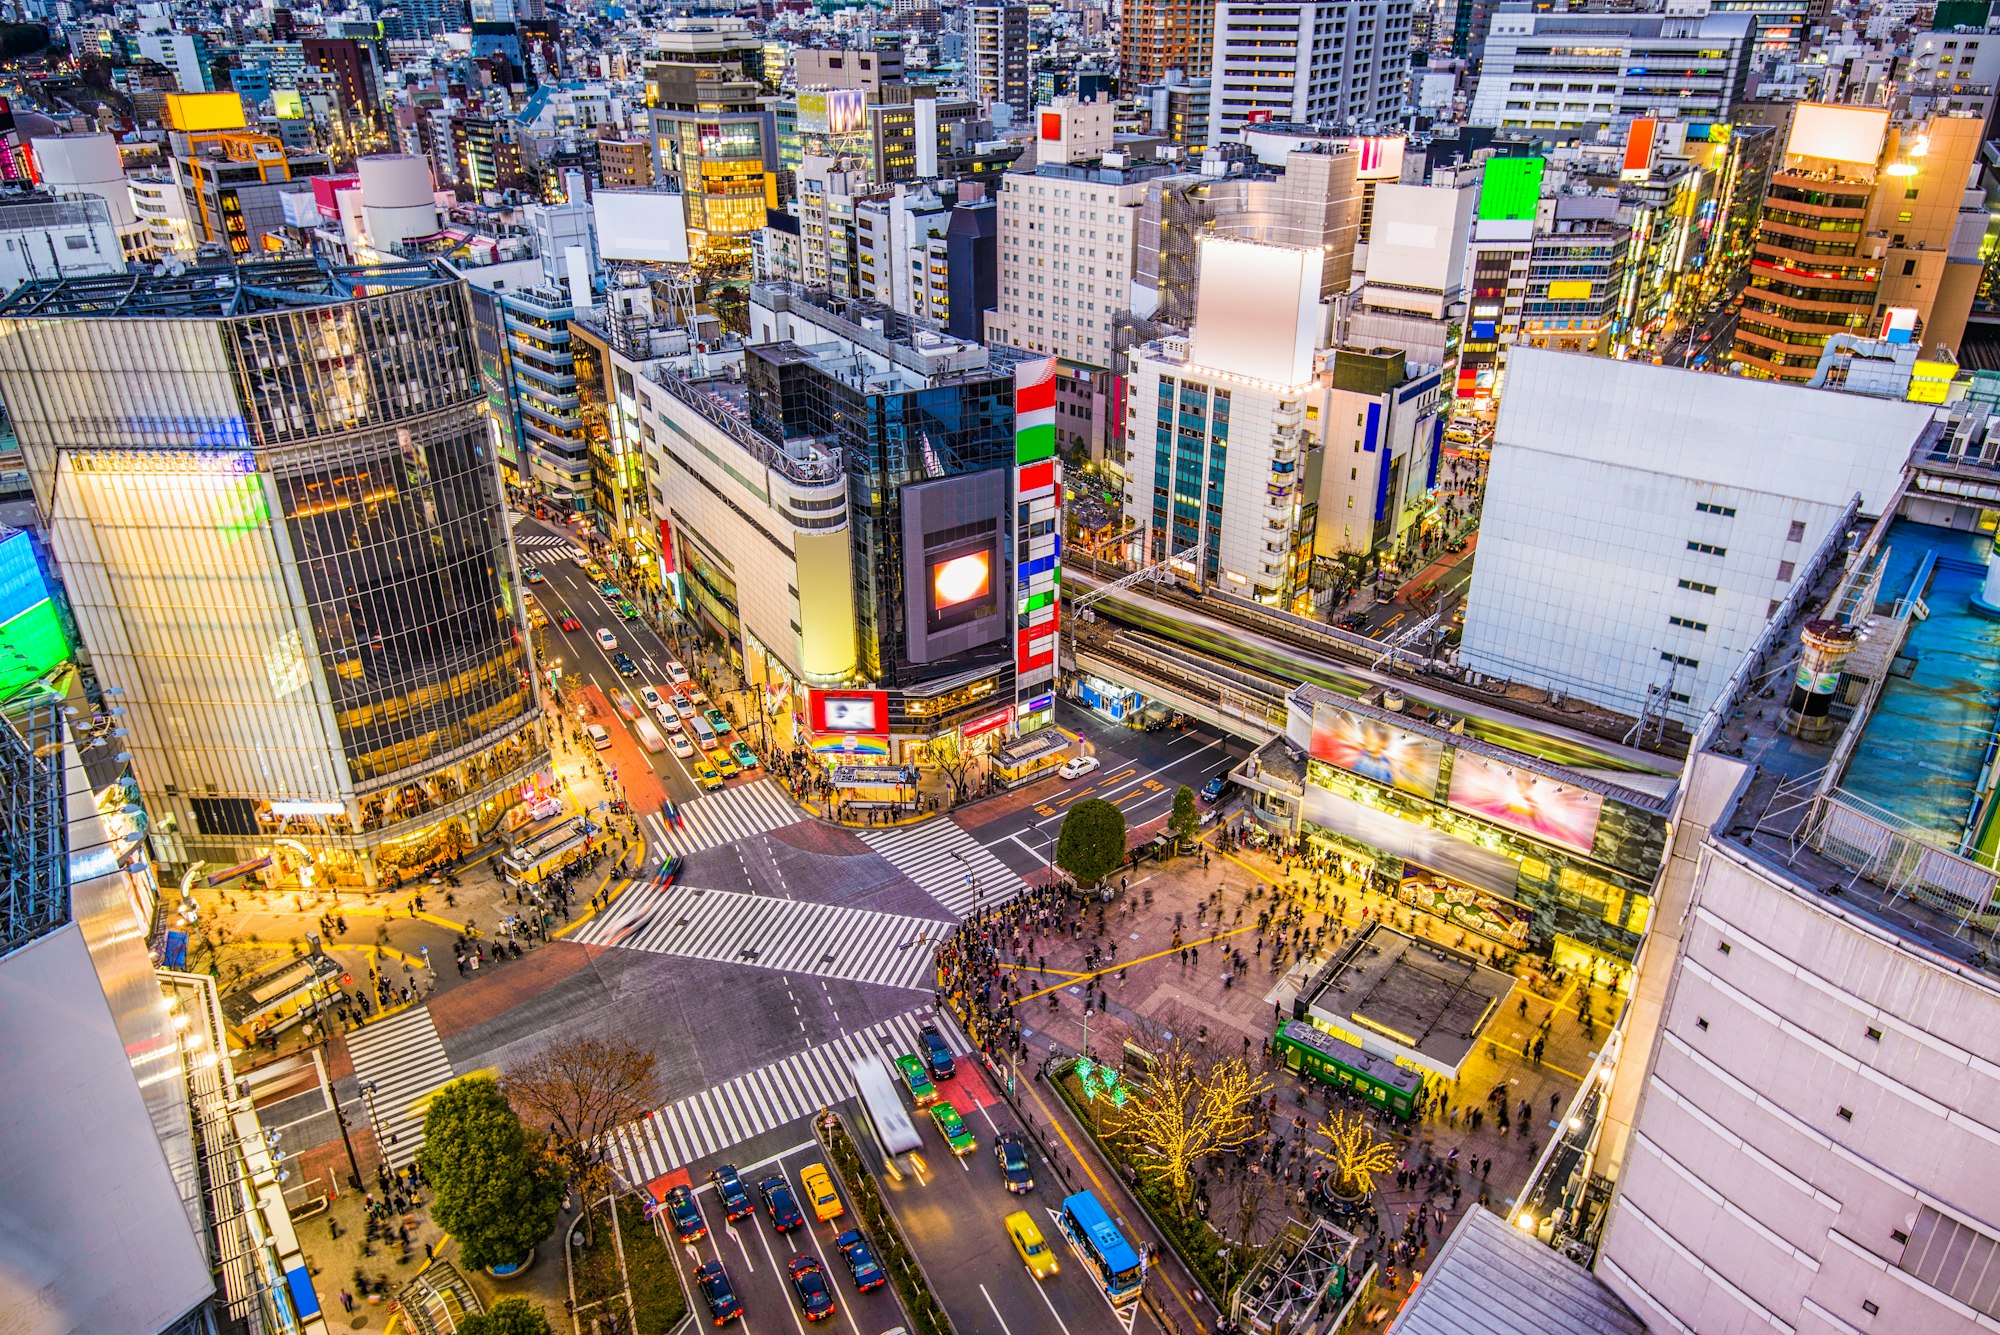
{"left": 1118, "top": 0, "right": 1214, "bottom": 86}
{"left": 969, "top": 1, "right": 1030, "bottom": 121}
{"left": 1208, "top": 0, "right": 1412, "bottom": 140}
{"left": 0, "top": 259, "right": 547, "bottom": 890}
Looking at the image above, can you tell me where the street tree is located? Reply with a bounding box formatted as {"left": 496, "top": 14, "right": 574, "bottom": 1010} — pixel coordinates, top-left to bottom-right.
{"left": 458, "top": 1298, "right": 554, "bottom": 1335}
{"left": 417, "top": 1076, "right": 565, "bottom": 1271}
{"left": 1311, "top": 1110, "right": 1398, "bottom": 1200}
{"left": 501, "top": 1035, "right": 660, "bottom": 1236}
{"left": 1056, "top": 797, "right": 1127, "bottom": 887}
{"left": 1100, "top": 1040, "right": 1271, "bottom": 1219}
{"left": 930, "top": 732, "right": 978, "bottom": 804}
{"left": 1170, "top": 783, "right": 1200, "bottom": 845}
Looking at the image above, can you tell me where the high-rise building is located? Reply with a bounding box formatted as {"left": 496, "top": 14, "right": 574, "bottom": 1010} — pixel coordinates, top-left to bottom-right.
{"left": 969, "top": 1, "right": 1030, "bottom": 121}
{"left": 302, "top": 36, "right": 382, "bottom": 130}
{"left": 645, "top": 21, "right": 778, "bottom": 265}
{"left": 1468, "top": 10, "right": 1755, "bottom": 130}
{"left": 1733, "top": 104, "right": 1986, "bottom": 383}
{"left": 1118, "top": 0, "right": 1214, "bottom": 86}
{"left": 1207, "top": 0, "right": 1412, "bottom": 141}
{"left": 165, "top": 92, "right": 331, "bottom": 254}
{"left": 0, "top": 259, "right": 548, "bottom": 888}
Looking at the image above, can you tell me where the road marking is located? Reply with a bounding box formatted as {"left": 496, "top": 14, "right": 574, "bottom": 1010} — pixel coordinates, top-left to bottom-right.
{"left": 980, "top": 1285, "right": 1020, "bottom": 1335}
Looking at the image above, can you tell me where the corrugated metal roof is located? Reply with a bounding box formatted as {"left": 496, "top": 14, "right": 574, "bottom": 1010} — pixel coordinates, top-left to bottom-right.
{"left": 1388, "top": 1207, "right": 1645, "bottom": 1335}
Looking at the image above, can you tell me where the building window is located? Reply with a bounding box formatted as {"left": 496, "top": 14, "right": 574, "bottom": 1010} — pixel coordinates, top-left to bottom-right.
{"left": 1901, "top": 1206, "right": 2000, "bottom": 1320}
{"left": 1687, "top": 541, "right": 1726, "bottom": 556}
{"left": 1695, "top": 501, "right": 1736, "bottom": 516}
{"left": 1668, "top": 616, "right": 1708, "bottom": 632}
{"left": 1837, "top": 1107, "right": 1853, "bottom": 1121}
{"left": 1661, "top": 652, "right": 1699, "bottom": 669}
{"left": 1678, "top": 579, "right": 1718, "bottom": 594}
{"left": 1778, "top": 560, "right": 1796, "bottom": 581}
{"left": 1787, "top": 520, "right": 1806, "bottom": 543}
{"left": 1865, "top": 1026, "right": 1882, "bottom": 1041}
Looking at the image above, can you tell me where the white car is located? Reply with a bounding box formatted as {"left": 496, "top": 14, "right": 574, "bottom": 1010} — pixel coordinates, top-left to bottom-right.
{"left": 657, "top": 710, "right": 683, "bottom": 733}
{"left": 666, "top": 659, "right": 692, "bottom": 685}
{"left": 672, "top": 695, "right": 696, "bottom": 720}
{"left": 1060, "top": 755, "right": 1101, "bottom": 780}
{"left": 595, "top": 628, "right": 618, "bottom": 651}
{"left": 668, "top": 732, "right": 695, "bottom": 759}
{"left": 640, "top": 686, "right": 667, "bottom": 713}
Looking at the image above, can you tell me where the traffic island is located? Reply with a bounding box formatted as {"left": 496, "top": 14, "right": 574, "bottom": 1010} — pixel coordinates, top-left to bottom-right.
{"left": 566, "top": 1193, "right": 687, "bottom": 1333}
{"left": 813, "top": 1113, "right": 955, "bottom": 1335}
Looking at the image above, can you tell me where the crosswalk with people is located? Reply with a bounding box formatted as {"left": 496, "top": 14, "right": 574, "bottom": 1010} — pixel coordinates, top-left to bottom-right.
{"left": 859, "top": 818, "right": 1033, "bottom": 919}
{"left": 648, "top": 779, "right": 802, "bottom": 858}
{"left": 605, "top": 1009, "right": 961, "bottom": 1187}
{"left": 343, "top": 1006, "right": 457, "bottom": 1169}
{"left": 571, "top": 882, "right": 950, "bottom": 990}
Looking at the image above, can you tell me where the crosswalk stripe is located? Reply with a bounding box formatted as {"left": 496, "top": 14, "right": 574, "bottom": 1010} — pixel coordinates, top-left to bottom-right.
{"left": 605, "top": 1009, "right": 967, "bottom": 1186}
{"left": 858, "top": 818, "right": 1034, "bottom": 919}
{"left": 656, "top": 779, "right": 803, "bottom": 858}
{"left": 570, "top": 883, "right": 949, "bottom": 990}
{"left": 344, "top": 1006, "right": 456, "bottom": 1169}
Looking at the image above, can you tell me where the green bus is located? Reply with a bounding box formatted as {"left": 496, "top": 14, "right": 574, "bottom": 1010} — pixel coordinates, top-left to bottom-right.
{"left": 1272, "top": 1020, "right": 1423, "bottom": 1122}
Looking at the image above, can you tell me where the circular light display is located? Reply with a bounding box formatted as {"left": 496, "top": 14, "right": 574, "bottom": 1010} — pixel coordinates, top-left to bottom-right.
{"left": 932, "top": 552, "right": 990, "bottom": 608}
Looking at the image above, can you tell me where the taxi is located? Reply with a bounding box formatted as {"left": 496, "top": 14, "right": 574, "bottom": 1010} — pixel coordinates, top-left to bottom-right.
{"left": 892, "top": 1053, "right": 938, "bottom": 1107}
{"left": 708, "top": 749, "right": 740, "bottom": 779}
{"left": 799, "top": 1163, "right": 844, "bottom": 1222}
{"left": 929, "top": 1101, "right": 976, "bottom": 1156}
{"left": 1006, "top": 1212, "right": 1059, "bottom": 1279}
{"left": 694, "top": 760, "right": 724, "bottom": 790}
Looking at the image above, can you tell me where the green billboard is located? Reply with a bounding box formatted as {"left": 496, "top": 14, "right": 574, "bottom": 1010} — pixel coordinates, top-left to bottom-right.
{"left": 1478, "top": 157, "right": 1545, "bottom": 221}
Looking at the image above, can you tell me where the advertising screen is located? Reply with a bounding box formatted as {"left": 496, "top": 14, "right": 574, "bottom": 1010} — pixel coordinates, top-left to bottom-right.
{"left": 1785, "top": 103, "right": 1889, "bottom": 165}
{"left": 1397, "top": 863, "right": 1532, "bottom": 949}
{"left": 1447, "top": 751, "right": 1602, "bottom": 854}
{"left": 1309, "top": 701, "right": 1442, "bottom": 798}
{"left": 810, "top": 688, "right": 889, "bottom": 735}
{"left": 1477, "top": 157, "right": 1544, "bottom": 222}
{"left": 798, "top": 88, "right": 865, "bottom": 136}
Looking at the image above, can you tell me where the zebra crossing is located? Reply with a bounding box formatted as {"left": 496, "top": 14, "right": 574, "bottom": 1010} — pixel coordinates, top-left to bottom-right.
{"left": 513, "top": 532, "right": 578, "bottom": 555}
{"left": 606, "top": 1009, "right": 960, "bottom": 1187}
{"left": 570, "top": 882, "right": 950, "bottom": 990}
{"left": 650, "top": 779, "right": 802, "bottom": 858}
{"left": 859, "top": 818, "right": 1032, "bottom": 919}
{"left": 344, "top": 1006, "right": 457, "bottom": 1169}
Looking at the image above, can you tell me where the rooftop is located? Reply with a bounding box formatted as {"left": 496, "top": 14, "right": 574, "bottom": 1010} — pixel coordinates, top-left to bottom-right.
{"left": 1294, "top": 922, "right": 1517, "bottom": 1078}
{"left": 1385, "top": 1205, "right": 1644, "bottom": 1335}
{"left": 0, "top": 257, "right": 458, "bottom": 320}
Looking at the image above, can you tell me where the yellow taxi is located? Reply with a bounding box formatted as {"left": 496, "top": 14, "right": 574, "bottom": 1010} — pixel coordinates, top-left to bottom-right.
{"left": 799, "top": 1164, "right": 844, "bottom": 1222}
{"left": 708, "top": 748, "right": 740, "bottom": 778}
{"left": 693, "top": 760, "right": 724, "bottom": 790}
{"left": 1006, "top": 1212, "right": 1058, "bottom": 1279}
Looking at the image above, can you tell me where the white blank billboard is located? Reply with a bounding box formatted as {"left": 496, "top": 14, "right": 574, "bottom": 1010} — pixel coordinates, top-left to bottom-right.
{"left": 1365, "top": 182, "right": 1473, "bottom": 295}
{"left": 593, "top": 189, "right": 690, "bottom": 265}
{"left": 1786, "top": 103, "right": 1889, "bottom": 165}
{"left": 1188, "top": 238, "right": 1323, "bottom": 387}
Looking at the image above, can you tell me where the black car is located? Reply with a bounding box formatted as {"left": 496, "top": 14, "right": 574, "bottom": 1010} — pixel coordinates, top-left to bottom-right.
{"left": 834, "top": 1230, "right": 887, "bottom": 1292}
{"left": 613, "top": 652, "right": 640, "bottom": 677}
{"left": 994, "top": 1133, "right": 1034, "bottom": 1193}
{"left": 695, "top": 1260, "right": 742, "bottom": 1326}
{"left": 788, "top": 1254, "right": 837, "bottom": 1321}
{"left": 710, "top": 1164, "right": 753, "bottom": 1221}
{"left": 919, "top": 1021, "right": 955, "bottom": 1080}
{"left": 664, "top": 1183, "right": 707, "bottom": 1243}
{"left": 758, "top": 1175, "right": 804, "bottom": 1232}
{"left": 1201, "top": 775, "right": 1228, "bottom": 803}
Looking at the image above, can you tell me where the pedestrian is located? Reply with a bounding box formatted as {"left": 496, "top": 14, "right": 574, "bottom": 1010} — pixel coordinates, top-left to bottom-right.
{"left": 340, "top": 1291, "right": 354, "bottom": 1314}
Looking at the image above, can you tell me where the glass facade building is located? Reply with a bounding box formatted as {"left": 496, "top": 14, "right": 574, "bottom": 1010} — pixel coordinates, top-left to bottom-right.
{"left": 0, "top": 260, "right": 546, "bottom": 886}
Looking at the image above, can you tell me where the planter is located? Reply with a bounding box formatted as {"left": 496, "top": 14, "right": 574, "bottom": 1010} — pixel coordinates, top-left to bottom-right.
{"left": 485, "top": 1248, "right": 536, "bottom": 1279}
{"left": 1318, "top": 1179, "right": 1373, "bottom": 1221}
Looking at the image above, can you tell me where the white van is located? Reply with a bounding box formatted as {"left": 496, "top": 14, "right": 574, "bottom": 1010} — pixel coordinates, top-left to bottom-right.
{"left": 690, "top": 716, "right": 718, "bottom": 748}
{"left": 586, "top": 723, "right": 612, "bottom": 750}
{"left": 632, "top": 717, "right": 667, "bottom": 753}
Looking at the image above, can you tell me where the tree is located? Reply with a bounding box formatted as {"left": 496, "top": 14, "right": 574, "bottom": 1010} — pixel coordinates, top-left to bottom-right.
{"left": 1169, "top": 784, "right": 1199, "bottom": 845}
{"left": 1056, "top": 797, "right": 1126, "bottom": 887}
{"left": 417, "top": 1076, "right": 565, "bottom": 1271}
{"left": 500, "top": 1036, "right": 660, "bottom": 1237}
{"left": 1311, "top": 1110, "right": 1398, "bottom": 1199}
{"left": 1100, "top": 1040, "right": 1270, "bottom": 1219}
{"left": 929, "top": 732, "right": 978, "bottom": 805}
{"left": 459, "top": 1298, "right": 554, "bottom": 1335}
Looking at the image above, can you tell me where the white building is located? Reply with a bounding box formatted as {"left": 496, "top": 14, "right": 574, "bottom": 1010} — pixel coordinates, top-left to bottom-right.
{"left": 1469, "top": 9, "right": 1755, "bottom": 130}
{"left": 1124, "top": 238, "right": 1326, "bottom": 606}
{"left": 855, "top": 185, "right": 953, "bottom": 329}
{"left": 128, "top": 174, "right": 194, "bottom": 254}
{"left": 0, "top": 196, "right": 126, "bottom": 286}
{"left": 1342, "top": 169, "right": 1480, "bottom": 367}
{"left": 31, "top": 133, "right": 153, "bottom": 263}
{"left": 1457, "top": 347, "right": 1931, "bottom": 724}
{"left": 985, "top": 98, "right": 1168, "bottom": 368}
{"left": 1314, "top": 346, "right": 1444, "bottom": 559}
{"left": 1208, "top": 0, "right": 1413, "bottom": 142}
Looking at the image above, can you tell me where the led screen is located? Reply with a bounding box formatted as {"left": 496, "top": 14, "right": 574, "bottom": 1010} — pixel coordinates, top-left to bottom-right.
{"left": 1477, "top": 157, "right": 1544, "bottom": 222}
{"left": 810, "top": 689, "right": 889, "bottom": 734}
{"left": 933, "top": 552, "right": 991, "bottom": 610}
{"left": 1447, "top": 751, "right": 1603, "bottom": 854}
{"left": 1309, "top": 701, "right": 1442, "bottom": 798}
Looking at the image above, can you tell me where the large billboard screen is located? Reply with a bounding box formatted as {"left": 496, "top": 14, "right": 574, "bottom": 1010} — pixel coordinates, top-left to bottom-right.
{"left": 1477, "top": 157, "right": 1544, "bottom": 221}
{"left": 810, "top": 688, "right": 889, "bottom": 735}
{"left": 1785, "top": 103, "right": 1889, "bottom": 165}
{"left": 1447, "top": 751, "right": 1602, "bottom": 854}
{"left": 1309, "top": 700, "right": 1442, "bottom": 798}
{"left": 902, "top": 469, "right": 1008, "bottom": 666}
{"left": 593, "top": 189, "right": 690, "bottom": 264}
{"left": 797, "top": 88, "right": 865, "bottom": 136}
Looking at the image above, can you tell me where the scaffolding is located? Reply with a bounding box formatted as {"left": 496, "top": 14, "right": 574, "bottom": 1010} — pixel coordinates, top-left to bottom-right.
{"left": 0, "top": 703, "right": 68, "bottom": 953}
{"left": 1234, "top": 1217, "right": 1359, "bottom": 1335}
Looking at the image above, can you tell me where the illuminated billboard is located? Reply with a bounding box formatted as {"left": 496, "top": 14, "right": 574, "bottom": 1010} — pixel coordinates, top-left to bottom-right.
{"left": 0, "top": 528, "right": 68, "bottom": 700}
{"left": 1447, "top": 751, "right": 1602, "bottom": 854}
{"left": 272, "top": 89, "right": 305, "bottom": 119}
{"left": 901, "top": 469, "right": 1008, "bottom": 665}
{"left": 166, "top": 92, "right": 248, "bottom": 132}
{"left": 1477, "top": 157, "right": 1543, "bottom": 222}
{"left": 1785, "top": 103, "right": 1888, "bottom": 165}
{"left": 810, "top": 688, "right": 889, "bottom": 735}
{"left": 1309, "top": 701, "right": 1442, "bottom": 798}
{"left": 797, "top": 88, "right": 865, "bottom": 136}
{"left": 932, "top": 552, "right": 991, "bottom": 613}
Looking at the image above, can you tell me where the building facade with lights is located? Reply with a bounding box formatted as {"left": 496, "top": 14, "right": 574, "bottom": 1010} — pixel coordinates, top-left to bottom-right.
{"left": 0, "top": 259, "right": 548, "bottom": 889}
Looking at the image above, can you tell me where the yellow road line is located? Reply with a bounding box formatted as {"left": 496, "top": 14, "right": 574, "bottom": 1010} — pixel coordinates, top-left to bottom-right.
{"left": 1011, "top": 922, "right": 1258, "bottom": 1006}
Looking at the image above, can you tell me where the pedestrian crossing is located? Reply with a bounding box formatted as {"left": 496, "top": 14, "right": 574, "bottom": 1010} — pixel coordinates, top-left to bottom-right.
{"left": 570, "top": 882, "right": 951, "bottom": 990}
{"left": 650, "top": 779, "right": 802, "bottom": 858}
{"left": 605, "top": 1009, "right": 961, "bottom": 1187}
{"left": 344, "top": 1006, "right": 457, "bottom": 1170}
{"left": 514, "top": 532, "right": 578, "bottom": 555}
{"left": 859, "top": 818, "right": 1032, "bottom": 919}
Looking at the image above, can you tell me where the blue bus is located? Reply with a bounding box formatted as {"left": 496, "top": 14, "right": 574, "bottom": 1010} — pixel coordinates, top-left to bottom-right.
{"left": 1057, "top": 1191, "right": 1144, "bottom": 1305}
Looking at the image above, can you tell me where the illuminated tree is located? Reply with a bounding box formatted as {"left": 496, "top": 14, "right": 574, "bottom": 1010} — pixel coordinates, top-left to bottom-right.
{"left": 1100, "top": 1042, "right": 1270, "bottom": 1219}
{"left": 1312, "top": 1110, "right": 1398, "bottom": 1199}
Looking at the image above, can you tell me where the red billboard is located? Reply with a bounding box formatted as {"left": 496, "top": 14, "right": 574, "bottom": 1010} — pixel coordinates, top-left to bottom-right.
{"left": 809, "top": 689, "right": 890, "bottom": 735}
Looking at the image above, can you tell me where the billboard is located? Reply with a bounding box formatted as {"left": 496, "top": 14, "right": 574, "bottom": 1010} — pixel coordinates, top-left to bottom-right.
{"left": 810, "top": 689, "right": 889, "bottom": 735}
{"left": 1785, "top": 103, "right": 1889, "bottom": 165}
{"left": 1309, "top": 701, "right": 1442, "bottom": 798}
{"left": 0, "top": 529, "right": 68, "bottom": 699}
{"left": 1397, "top": 862, "right": 1532, "bottom": 949}
{"left": 1189, "top": 238, "right": 1323, "bottom": 387}
{"left": 1014, "top": 357, "right": 1061, "bottom": 697}
{"left": 165, "top": 91, "right": 248, "bottom": 132}
{"left": 1477, "top": 157, "right": 1543, "bottom": 222}
{"left": 902, "top": 469, "right": 1008, "bottom": 666}
{"left": 927, "top": 547, "right": 994, "bottom": 632}
{"left": 798, "top": 88, "right": 866, "bottom": 136}
{"left": 1622, "top": 118, "right": 1656, "bottom": 181}
{"left": 1447, "top": 751, "right": 1602, "bottom": 854}
{"left": 593, "top": 188, "right": 690, "bottom": 264}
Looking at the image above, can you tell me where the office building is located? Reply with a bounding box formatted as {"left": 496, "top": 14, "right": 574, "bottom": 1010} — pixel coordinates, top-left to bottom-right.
{"left": 303, "top": 37, "right": 381, "bottom": 131}
{"left": 1458, "top": 156, "right": 1543, "bottom": 406}
{"left": 0, "top": 259, "right": 547, "bottom": 887}
{"left": 1457, "top": 347, "right": 1931, "bottom": 726}
{"left": 944, "top": 198, "right": 998, "bottom": 343}
{"left": 1733, "top": 104, "right": 1986, "bottom": 382}
{"left": 1343, "top": 167, "right": 1480, "bottom": 370}
{"left": 1119, "top": 0, "right": 1214, "bottom": 85}
{"left": 1468, "top": 10, "right": 1755, "bottom": 131}
{"left": 645, "top": 21, "right": 778, "bottom": 265}
{"left": 597, "top": 138, "right": 654, "bottom": 188}
{"left": 794, "top": 46, "right": 907, "bottom": 92}
{"left": 1520, "top": 204, "right": 1630, "bottom": 354}
{"left": 166, "top": 92, "right": 330, "bottom": 255}
{"left": 986, "top": 99, "right": 1172, "bottom": 367}
{"left": 134, "top": 31, "right": 215, "bottom": 93}
{"left": 130, "top": 173, "right": 194, "bottom": 255}
{"left": 969, "top": 1, "right": 1031, "bottom": 120}
{"left": 1208, "top": 0, "right": 1413, "bottom": 141}
{"left": 1313, "top": 346, "right": 1445, "bottom": 560}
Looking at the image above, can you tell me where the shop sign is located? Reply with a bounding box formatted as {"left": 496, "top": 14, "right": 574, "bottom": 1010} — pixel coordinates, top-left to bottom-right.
{"left": 962, "top": 707, "right": 1013, "bottom": 739}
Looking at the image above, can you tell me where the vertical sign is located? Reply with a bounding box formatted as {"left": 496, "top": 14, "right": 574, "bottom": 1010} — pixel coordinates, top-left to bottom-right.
{"left": 1014, "top": 358, "right": 1060, "bottom": 733}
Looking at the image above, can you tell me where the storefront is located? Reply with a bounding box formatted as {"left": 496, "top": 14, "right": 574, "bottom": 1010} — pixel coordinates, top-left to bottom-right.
{"left": 1074, "top": 673, "right": 1138, "bottom": 722}
{"left": 992, "top": 726, "right": 1071, "bottom": 788}
{"left": 829, "top": 764, "right": 920, "bottom": 815}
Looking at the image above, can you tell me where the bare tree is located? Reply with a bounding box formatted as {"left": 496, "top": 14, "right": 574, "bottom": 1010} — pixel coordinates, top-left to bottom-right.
{"left": 501, "top": 1036, "right": 661, "bottom": 1235}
